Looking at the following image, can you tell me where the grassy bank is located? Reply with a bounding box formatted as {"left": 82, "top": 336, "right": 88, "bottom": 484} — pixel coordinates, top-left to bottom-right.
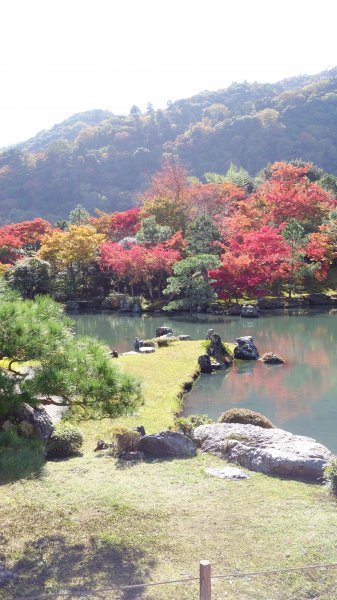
{"left": 79, "top": 340, "right": 203, "bottom": 449}
{"left": 1, "top": 342, "right": 337, "bottom": 599}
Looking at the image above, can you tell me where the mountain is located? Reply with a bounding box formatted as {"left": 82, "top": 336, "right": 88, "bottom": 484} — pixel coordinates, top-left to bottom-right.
{"left": 1, "top": 67, "right": 337, "bottom": 224}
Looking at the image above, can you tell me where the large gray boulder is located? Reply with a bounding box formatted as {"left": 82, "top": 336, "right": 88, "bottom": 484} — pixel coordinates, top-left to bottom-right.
{"left": 193, "top": 423, "right": 334, "bottom": 481}
{"left": 234, "top": 336, "right": 259, "bottom": 360}
{"left": 138, "top": 431, "right": 196, "bottom": 458}
{"left": 1, "top": 403, "right": 54, "bottom": 440}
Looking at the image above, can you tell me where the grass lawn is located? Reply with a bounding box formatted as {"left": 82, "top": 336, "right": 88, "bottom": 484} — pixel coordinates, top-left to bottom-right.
{"left": 1, "top": 341, "right": 337, "bottom": 599}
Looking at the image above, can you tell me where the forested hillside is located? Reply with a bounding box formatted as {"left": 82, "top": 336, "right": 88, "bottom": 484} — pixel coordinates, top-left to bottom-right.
{"left": 1, "top": 67, "right": 337, "bottom": 224}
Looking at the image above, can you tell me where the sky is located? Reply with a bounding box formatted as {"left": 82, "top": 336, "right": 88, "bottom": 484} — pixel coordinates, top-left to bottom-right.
{"left": 1, "top": 0, "right": 337, "bottom": 147}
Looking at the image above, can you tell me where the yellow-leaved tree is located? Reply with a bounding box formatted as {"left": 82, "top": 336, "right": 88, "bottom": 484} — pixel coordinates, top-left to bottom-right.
{"left": 38, "top": 225, "right": 106, "bottom": 298}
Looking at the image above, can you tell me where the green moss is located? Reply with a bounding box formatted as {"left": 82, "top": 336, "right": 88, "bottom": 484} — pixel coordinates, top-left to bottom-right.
{"left": 218, "top": 407, "right": 275, "bottom": 428}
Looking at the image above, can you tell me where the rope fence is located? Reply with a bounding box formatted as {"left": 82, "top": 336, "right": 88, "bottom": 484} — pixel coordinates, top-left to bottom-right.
{"left": 15, "top": 559, "right": 337, "bottom": 599}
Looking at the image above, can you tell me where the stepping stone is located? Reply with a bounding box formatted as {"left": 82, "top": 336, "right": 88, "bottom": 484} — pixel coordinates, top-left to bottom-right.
{"left": 139, "top": 346, "right": 155, "bottom": 353}
{"left": 205, "top": 466, "right": 249, "bottom": 479}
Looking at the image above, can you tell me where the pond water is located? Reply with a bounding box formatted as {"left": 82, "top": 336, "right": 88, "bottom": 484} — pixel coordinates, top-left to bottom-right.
{"left": 72, "top": 310, "right": 337, "bottom": 452}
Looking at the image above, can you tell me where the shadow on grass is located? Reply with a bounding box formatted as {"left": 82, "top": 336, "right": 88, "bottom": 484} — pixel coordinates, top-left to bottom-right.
{"left": 0, "top": 449, "right": 45, "bottom": 486}
{"left": 4, "top": 534, "right": 156, "bottom": 599}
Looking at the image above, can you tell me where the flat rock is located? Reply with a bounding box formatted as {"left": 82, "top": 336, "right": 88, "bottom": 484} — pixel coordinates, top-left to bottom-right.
{"left": 178, "top": 334, "right": 192, "bottom": 341}
{"left": 139, "top": 346, "right": 155, "bottom": 353}
{"left": 138, "top": 431, "right": 196, "bottom": 458}
{"left": 205, "top": 466, "right": 249, "bottom": 479}
{"left": 194, "top": 423, "right": 334, "bottom": 481}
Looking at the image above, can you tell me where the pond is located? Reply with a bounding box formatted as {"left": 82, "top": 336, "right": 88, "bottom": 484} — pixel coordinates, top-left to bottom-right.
{"left": 72, "top": 310, "right": 337, "bottom": 453}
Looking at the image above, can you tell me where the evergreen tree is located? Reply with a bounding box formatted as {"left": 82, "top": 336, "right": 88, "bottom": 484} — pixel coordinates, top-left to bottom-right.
{"left": 163, "top": 254, "right": 220, "bottom": 312}
{"left": 186, "top": 215, "right": 221, "bottom": 255}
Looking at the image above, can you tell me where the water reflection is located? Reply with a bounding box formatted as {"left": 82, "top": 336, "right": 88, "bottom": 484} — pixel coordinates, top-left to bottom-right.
{"left": 73, "top": 310, "right": 337, "bottom": 452}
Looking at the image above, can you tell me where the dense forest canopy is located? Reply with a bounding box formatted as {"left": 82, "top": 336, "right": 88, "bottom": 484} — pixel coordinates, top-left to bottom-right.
{"left": 0, "top": 67, "right": 337, "bottom": 224}
{"left": 1, "top": 158, "right": 337, "bottom": 306}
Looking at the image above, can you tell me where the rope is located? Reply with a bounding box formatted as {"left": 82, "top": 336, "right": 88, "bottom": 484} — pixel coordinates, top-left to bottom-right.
{"left": 14, "top": 560, "right": 337, "bottom": 599}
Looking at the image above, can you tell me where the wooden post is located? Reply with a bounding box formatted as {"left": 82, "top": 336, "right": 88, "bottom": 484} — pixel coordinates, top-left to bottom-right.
{"left": 200, "top": 560, "right": 211, "bottom": 600}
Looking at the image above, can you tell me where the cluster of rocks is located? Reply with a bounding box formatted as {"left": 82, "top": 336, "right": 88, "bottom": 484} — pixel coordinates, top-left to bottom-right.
{"left": 129, "top": 326, "right": 192, "bottom": 354}
{"left": 93, "top": 419, "right": 334, "bottom": 482}
{"left": 198, "top": 331, "right": 284, "bottom": 372}
{"left": 95, "top": 428, "right": 196, "bottom": 461}
{"left": 204, "top": 293, "right": 337, "bottom": 316}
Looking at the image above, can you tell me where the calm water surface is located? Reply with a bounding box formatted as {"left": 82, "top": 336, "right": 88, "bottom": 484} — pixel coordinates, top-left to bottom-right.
{"left": 72, "top": 310, "right": 337, "bottom": 452}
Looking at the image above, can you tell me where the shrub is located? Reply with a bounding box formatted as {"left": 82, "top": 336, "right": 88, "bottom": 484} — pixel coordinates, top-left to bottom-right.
{"left": 46, "top": 424, "right": 84, "bottom": 459}
{"left": 106, "top": 293, "right": 147, "bottom": 311}
{"left": 218, "top": 408, "right": 274, "bottom": 429}
{"left": 324, "top": 458, "right": 337, "bottom": 494}
{"left": 156, "top": 336, "right": 179, "bottom": 347}
{"left": 173, "top": 414, "right": 213, "bottom": 438}
{"left": 0, "top": 429, "right": 45, "bottom": 484}
{"left": 108, "top": 426, "right": 141, "bottom": 457}
{"left": 142, "top": 339, "right": 156, "bottom": 347}
{"left": 142, "top": 336, "right": 179, "bottom": 348}
{"left": 202, "top": 339, "right": 234, "bottom": 356}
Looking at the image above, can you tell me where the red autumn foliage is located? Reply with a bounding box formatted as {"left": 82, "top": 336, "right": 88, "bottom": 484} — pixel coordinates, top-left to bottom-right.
{"left": 142, "top": 159, "right": 188, "bottom": 203}
{"left": 0, "top": 218, "right": 52, "bottom": 264}
{"left": 306, "top": 231, "right": 334, "bottom": 280}
{"left": 209, "top": 226, "right": 291, "bottom": 299}
{"left": 256, "top": 162, "right": 336, "bottom": 226}
{"left": 99, "top": 241, "right": 180, "bottom": 297}
{"left": 90, "top": 208, "right": 141, "bottom": 239}
{"left": 161, "top": 230, "right": 187, "bottom": 255}
{"left": 0, "top": 232, "right": 24, "bottom": 264}
{"left": 186, "top": 182, "right": 245, "bottom": 219}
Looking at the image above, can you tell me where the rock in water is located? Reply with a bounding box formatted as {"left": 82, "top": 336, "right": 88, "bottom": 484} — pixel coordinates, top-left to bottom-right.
{"left": 228, "top": 303, "right": 242, "bottom": 316}
{"left": 241, "top": 304, "right": 260, "bottom": 318}
{"left": 261, "top": 352, "right": 285, "bottom": 364}
{"left": 193, "top": 423, "right": 334, "bottom": 481}
{"left": 198, "top": 354, "right": 213, "bottom": 374}
{"left": 138, "top": 431, "right": 196, "bottom": 458}
{"left": 234, "top": 336, "right": 259, "bottom": 360}
{"left": 207, "top": 333, "right": 233, "bottom": 366}
{"left": 155, "top": 326, "right": 173, "bottom": 337}
{"left": 206, "top": 328, "right": 214, "bottom": 340}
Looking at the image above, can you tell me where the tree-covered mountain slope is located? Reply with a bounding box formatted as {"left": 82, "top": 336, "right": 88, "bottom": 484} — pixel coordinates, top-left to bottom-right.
{"left": 1, "top": 67, "right": 337, "bottom": 224}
